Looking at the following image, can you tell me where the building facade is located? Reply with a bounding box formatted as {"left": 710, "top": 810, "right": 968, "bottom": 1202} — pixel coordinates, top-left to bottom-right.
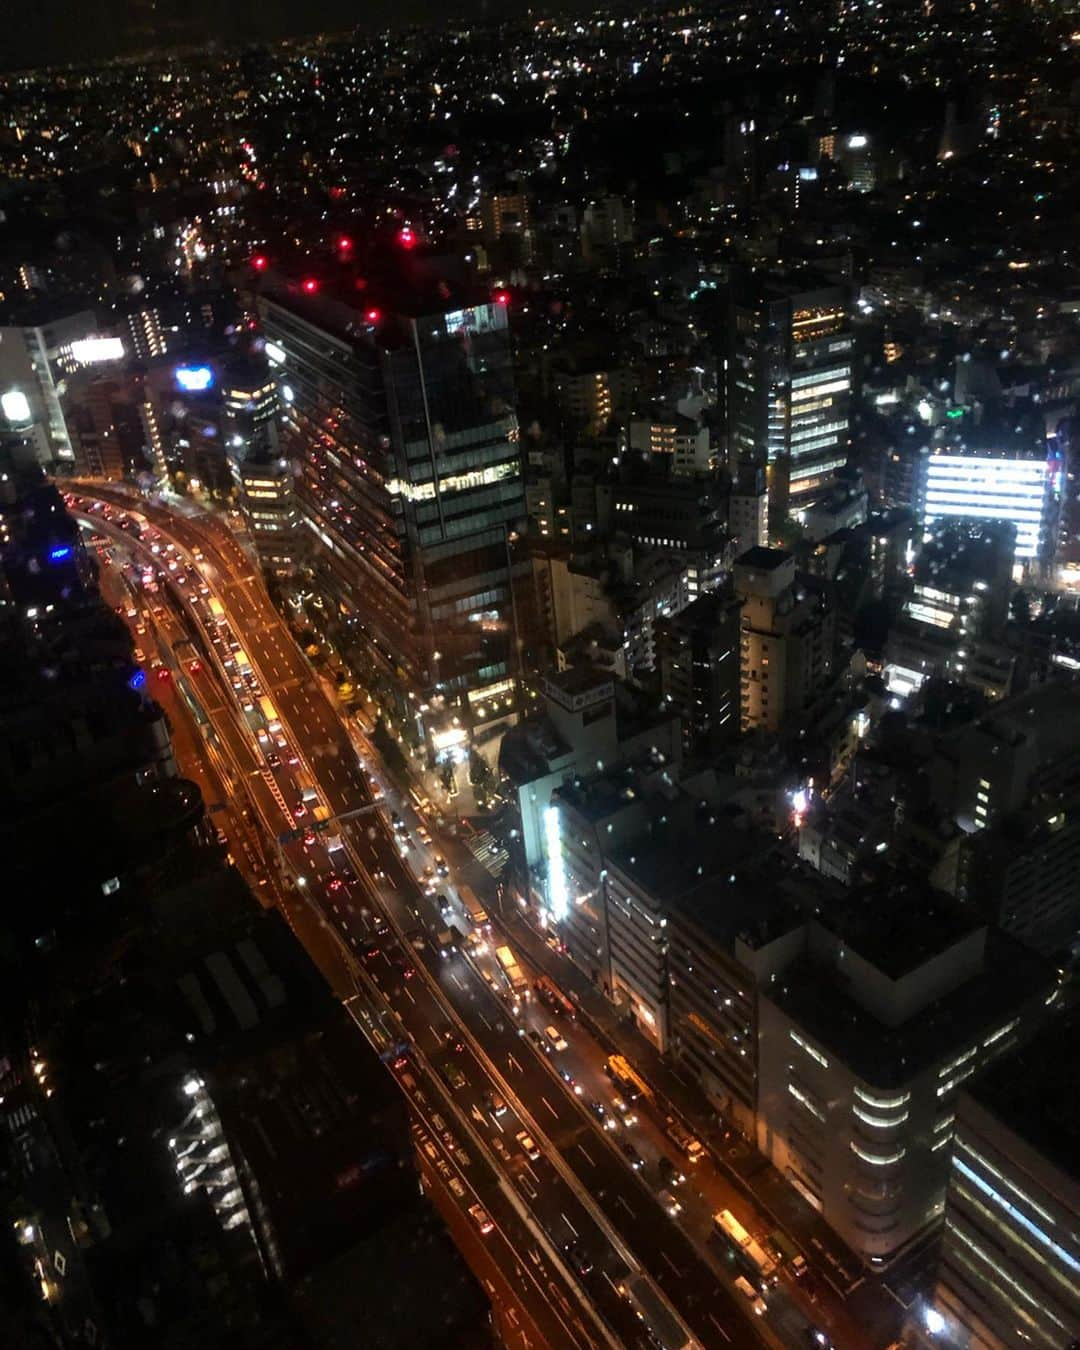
{"left": 260, "top": 284, "right": 526, "bottom": 745}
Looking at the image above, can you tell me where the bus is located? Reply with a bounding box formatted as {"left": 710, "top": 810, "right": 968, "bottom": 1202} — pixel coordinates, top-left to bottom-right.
{"left": 534, "top": 974, "right": 576, "bottom": 1021}
{"left": 617, "top": 1274, "right": 699, "bottom": 1350}
{"left": 235, "top": 648, "right": 251, "bottom": 672}
{"left": 459, "top": 885, "right": 490, "bottom": 930}
{"left": 712, "top": 1210, "right": 778, "bottom": 1285}
{"left": 605, "top": 1054, "right": 651, "bottom": 1103}
{"left": 495, "top": 945, "right": 529, "bottom": 1000}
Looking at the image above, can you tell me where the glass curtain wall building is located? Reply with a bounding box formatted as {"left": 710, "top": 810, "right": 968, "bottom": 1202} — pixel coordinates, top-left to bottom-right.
{"left": 726, "top": 276, "right": 853, "bottom": 525}
{"left": 260, "top": 283, "right": 525, "bottom": 746}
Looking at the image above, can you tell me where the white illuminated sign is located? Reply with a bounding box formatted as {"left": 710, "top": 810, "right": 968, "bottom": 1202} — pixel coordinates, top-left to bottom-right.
{"left": 545, "top": 805, "right": 568, "bottom": 922}
{"left": 70, "top": 337, "right": 125, "bottom": 364}
{"left": 1, "top": 389, "right": 32, "bottom": 424}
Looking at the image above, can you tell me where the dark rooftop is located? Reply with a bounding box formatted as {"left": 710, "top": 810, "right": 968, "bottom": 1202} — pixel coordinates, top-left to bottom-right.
{"left": 769, "top": 929, "right": 1052, "bottom": 1087}
{"left": 964, "top": 1005, "right": 1078, "bottom": 1179}
{"left": 819, "top": 880, "right": 980, "bottom": 981}
{"left": 735, "top": 545, "right": 792, "bottom": 571}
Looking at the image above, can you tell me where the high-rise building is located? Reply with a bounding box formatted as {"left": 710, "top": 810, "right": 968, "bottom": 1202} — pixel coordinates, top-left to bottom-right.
{"left": 734, "top": 547, "right": 835, "bottom": 734}
{"left": 916, "top": 442, "right": 1061, "bottom": 571}
{"left": 927, "top": 1010, "right": 1078, "bottom": 1350}
{"left": 756, "top": 885, "right": 1054, "bottom": 1268}
{"left": 656, "top": 589, "right": 742, "bottom": 753}
{"left": 259, "top": 275, "right": 525, "bottom": 747}
{"left": 725, "top": 275, "right": 853, "bottom": 523}
{"left": 0, "top": 309, "right": 101, "bottom": 465}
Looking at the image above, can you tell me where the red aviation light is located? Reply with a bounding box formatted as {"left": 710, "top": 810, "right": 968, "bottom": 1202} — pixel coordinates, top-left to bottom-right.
{"left": 251, "top": 254, "right": 268, "bottom": 271}
{"left": 398, "top": 226, "right": 417, "bottom": 249}
{"left": 493, "top": 290, "right": 511, "bottom": 307}
{"left": 302, "top": 278, "right": 319, "bottom": 294}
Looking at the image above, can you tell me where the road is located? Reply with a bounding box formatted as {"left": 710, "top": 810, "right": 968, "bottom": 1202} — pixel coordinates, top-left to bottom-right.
{"left": 67, "top": 481, "right": 797, "bottom": 1350}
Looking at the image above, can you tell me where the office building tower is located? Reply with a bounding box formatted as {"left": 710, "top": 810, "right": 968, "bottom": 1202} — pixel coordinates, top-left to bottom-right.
{"left": 726, "top": 276, "right": 853, "bottom": 523}
{"left": 126, "top": 303, "right": 168, "bottom": 360}
{"left": 0, "top": 309, "right": 100, "bottom": 464}
{"left": 884, "top": 520, "right": 1015, "bottom": 701}
{"left": 734, "top": 548, "right": 835, "bottom": 734}
{"left": 656, "top": 589, "right": 742, "bottom": 753}
{"left": 928, "top": 1011, "right": 1077, "bottom": 1350}
{"left": 916, "top": 442, "right": 1061, "bottom": 571}
{"left": 756, "top": 884, "right": 1053, "bottom": 1267}
{"left": 259, "top": 274, "right": 525, "bottom": 746}
{"left": 628, "top": 415, "right": 713, "bottom": 477}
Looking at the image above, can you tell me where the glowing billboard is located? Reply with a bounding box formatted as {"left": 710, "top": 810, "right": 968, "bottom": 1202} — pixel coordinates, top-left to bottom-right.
{"left": 71, "top": 337, "right": 125, "bottom": 364}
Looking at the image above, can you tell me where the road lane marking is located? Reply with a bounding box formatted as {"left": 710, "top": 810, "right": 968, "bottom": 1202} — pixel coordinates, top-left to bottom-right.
{"left": 561, "top": 1212, "right": 578, "bottom": 1237}
{"left": 616, "top": 1194, "right": 635, "bottom": 1217}
{"left": 708, "top": 1314, "right": 732, "bottom": 1341}
{"left": 660, "top": 1251, "right": 681, "bottom": 1278}
{"left": 577, "top": 1143, "right": 595, "bottom": 1167}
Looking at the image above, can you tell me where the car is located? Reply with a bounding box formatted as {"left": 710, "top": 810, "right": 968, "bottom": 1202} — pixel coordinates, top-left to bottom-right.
{"left": 448, "top": 1176, "right": 466, "bottom": 1199}
{"left": 586, "top": 1098, "right": 618, "bottom": 1131}
{"left": 790, "top": 1254, "right": 809, "bottom": 1279}
{"left": 558, "top": 1067, "right": 582, "bottom": 1095}
{"left": 658, "top": 1189, "right": 682, "bottom": 1217}
{"left": 658, "top": 1156, "right": 686, "bottom": 1187}
{"left": 391, "top": 1054, "right": 408, "bottom": 1070}
{"left": 528, "top": 1029, "right": 549, "bottom": 1053}
{"left": 327, "top": 874, "right": 345, "bottom": 892}
{"left": 363, "top": 945, "right": 381, "bottom": 960}
{"left": 287, "top": 750, "right": 300, "bottom": 766}
{"left": 544, "top": 1025, "right": 568, "bottom": 1052}
{"left": 441, "top": 1028, "right": 465, "bottom": 1052}
{"left": 302, "top": 829, "right": 317, "bottom": 846}
{"left": 266, "top": 753, "right": 282, "bottom": 769}
{"left": 402, "top": 965, "right": 415, "bottom": 980}
{"left": 564, "top": 1240, "right": 593, "bottom": 1276}
{"left": 434, "top": 855, "right": 449, "bottom": 877}
{"left": 293, "top": 800, "right": 307, "bottom": 818}
{"left": 486, "top": 1090, "right": 507, "bottom": 1118}
{"left": 443, "top": 1064, "right": 467, "bottom": 1091}
{"left": 437, "top": 893, "right": 453, "bottom": 920}
{"left": 734, "top": 1276, "right": 767, "bottom": 1317}
{"left": 620, "top": 1141, "right": 644, "bottom": 1170}
{"left": 417, "top": 824, "right": 432, "bottom": 845}
{"left": 516, "top": 1131, "right": 541, "bottom": 1161}
{"left": 468, "top": 1204, "right": 494, "bottom": 1235}
{"left": 611, "top": 1095, "right": 638, "bottom": 1126}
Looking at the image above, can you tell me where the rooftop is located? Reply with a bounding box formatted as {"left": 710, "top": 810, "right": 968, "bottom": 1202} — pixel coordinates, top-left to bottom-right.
{"left": 735, "top": 545, "right": 792, "bottom": 572}
{"left": 769, "top": 928, "right": 1051, "bottom": 1087}
{"left": 964, "top": 1006, "right": 1078, "bottom": 1179}
{"left": 820, "top": 879, "right": 979, "bottom": 981}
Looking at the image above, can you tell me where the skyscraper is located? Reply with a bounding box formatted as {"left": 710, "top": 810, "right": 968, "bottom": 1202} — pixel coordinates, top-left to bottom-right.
{"left": 725, "top": 275, "right": 854, "bottom": 525}
{"left": 259, "top": 275, "right": 525, "bottom": 748}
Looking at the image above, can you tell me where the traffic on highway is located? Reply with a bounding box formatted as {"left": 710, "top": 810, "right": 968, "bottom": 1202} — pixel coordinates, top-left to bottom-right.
{"left": 66, "top": 481, "right": 839, "bottom": 1350}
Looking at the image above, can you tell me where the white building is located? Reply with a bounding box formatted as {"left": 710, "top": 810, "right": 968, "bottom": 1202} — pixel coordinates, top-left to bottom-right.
{"left": 917, "top": 448, "right": 1060, "bottom": 568}
{"left": 756, "top": 893, "right": 1053, "bottom": 1268}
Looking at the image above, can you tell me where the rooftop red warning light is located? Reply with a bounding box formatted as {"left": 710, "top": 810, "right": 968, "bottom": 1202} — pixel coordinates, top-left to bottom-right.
{"left": 302, "top": 278, "right": 319, "bottom": 294}
{"left": 364, "top": 308, "right": 382, "bottom": 324}
{"left": 397, "top": 226, "right": 417, "bottom": 249}
{"left": 251, "top": 254, "right": 268, "bottom": 270}
{"left": 337, "top": 236, "right": 353, "bottom": 252}
{"left": 494, "top": 290, "right": 511, "bottom": 307}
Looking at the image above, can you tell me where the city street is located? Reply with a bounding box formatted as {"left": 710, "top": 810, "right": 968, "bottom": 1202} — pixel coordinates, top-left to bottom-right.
{"left": 68, "top": 480, "right": 836, "bottom": 1350}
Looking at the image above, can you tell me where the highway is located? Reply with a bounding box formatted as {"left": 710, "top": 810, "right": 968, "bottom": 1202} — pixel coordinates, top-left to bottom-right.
{"left": 67, "top": 481, "right": 795, "bottom": 1350}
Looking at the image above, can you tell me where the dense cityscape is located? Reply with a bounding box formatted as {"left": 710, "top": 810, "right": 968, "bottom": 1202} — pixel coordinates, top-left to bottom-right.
{"left": 0, "top": 2, "right": 1078, "bottom": 1348}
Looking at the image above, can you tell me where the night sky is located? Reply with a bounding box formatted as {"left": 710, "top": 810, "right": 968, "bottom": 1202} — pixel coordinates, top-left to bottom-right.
{"left": 4, "top": 0, "right": 593, "bottom": 73}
